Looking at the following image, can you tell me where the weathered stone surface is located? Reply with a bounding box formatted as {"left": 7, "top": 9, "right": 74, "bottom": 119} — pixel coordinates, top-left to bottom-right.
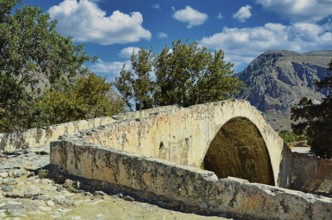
{"left": 50, "top": 140, "right": 332, "bottom": 219}
{"left": 2, "top": 144, "right": 223, "bottom": 220}
{"left": 69, "top": 100, "right": 284, "bottom": 186}
{"left": 2, "top": 185, "right": 13, "bottom": 192}
{"left": 0, "top": 117, "right": 116, "bottom": 153}
{"left": 290, "top": 152, "right": 332, "bottom": 195}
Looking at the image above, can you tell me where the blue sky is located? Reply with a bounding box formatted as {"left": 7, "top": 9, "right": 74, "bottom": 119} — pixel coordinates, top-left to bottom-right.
{"left": 24, "top": 0, "right": 332, "bottom": 79}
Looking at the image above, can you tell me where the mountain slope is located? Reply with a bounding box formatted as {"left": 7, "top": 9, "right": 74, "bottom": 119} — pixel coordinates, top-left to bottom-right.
{"left": 236, "top": 50, "right": 332, "bottom": 131}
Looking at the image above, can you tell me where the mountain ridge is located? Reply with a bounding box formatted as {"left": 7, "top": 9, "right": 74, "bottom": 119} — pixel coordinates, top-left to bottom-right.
{"left": 236, "top": 50, "right": 332, "bottom": 131}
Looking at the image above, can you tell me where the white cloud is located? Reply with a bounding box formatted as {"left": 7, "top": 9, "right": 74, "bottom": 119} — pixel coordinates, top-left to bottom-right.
{"left": 89, "top": 59, "right": 126, "bottom": 74}
{"left": 173, "top": 6, "right": 208, "bottom": 28}
{"left": 256, "top": 0, "right": 332, "bottom": 22}
{"left": 217, "top": 12, "right": 223, "bottom": 20}
{"left": 158, "top": 32, "right": 168, "bottom": 38}
{"left": 118, "top": 47, "right": 141, "bottom": 59}
{"left": 233, "top": 5, "right": 252, "bottom": 22}
{"left": 48, "top": 0, "right": 151, "bottom": 45}
{"left": 152, "top": 4, "right": 161, "bottom": 10}
{"left": 200, "top": 22, "right": 332, "bottom": 71}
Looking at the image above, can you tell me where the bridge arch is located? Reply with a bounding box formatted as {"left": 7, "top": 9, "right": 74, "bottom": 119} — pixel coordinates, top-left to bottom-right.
{"left": 202, "top": 117, "right": 275, "bottom": 185}
{"left": 185, "top": 100, "right": 284, "bottom": 186}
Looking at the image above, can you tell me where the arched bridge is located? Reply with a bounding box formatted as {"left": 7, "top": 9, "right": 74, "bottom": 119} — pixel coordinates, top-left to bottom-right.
{"left": 73, "top": 99, "right": 285, "bottom": 186}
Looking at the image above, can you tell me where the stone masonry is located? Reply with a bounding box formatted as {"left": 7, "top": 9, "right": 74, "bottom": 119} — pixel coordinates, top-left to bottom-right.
{"left": 50, "top": 139, "right": 332, "bottom": 219}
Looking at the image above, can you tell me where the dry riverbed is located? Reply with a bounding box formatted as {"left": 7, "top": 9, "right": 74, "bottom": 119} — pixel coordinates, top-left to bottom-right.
{"left": 0, "top": 145, "right": 230, "bottom": 220}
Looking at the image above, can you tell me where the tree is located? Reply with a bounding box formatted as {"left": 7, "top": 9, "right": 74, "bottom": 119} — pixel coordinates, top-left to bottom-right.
{"left": 114, "top": 40, "right": 244, "bottom": 110}
{"left": 0, "top": 0, "right": 94, "bottom": 131}
{"left": 291, "top": 59, "right": 332, "bottom": 158}
{"left": 35, "top": 73, "right": 124, "bottom": 126}
{"left": 114, "top": 49, "right": 154, "bottom": 111}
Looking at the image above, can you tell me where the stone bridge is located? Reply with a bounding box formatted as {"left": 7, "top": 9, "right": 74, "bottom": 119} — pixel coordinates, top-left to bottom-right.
{"left": 3, "top": 99, "right": 331, "bottom": 219}
{"left": 66, "top": 99, "right": 285, "bottom": 186}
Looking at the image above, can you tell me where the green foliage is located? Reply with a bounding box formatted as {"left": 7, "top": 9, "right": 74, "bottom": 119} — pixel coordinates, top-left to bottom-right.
{"left": 114, "top": 40, "right": 244, "bottom": 110}
{"left": 35, "top": 74, "right": 124, "bottom": 126}
{"left": 114, "top": 49, "right": 154, "bottom": 111}
{"left": 0, "top": 1, "right": 98, "bottom": 132}
{"left": 37, "top": 169, "right": 49, "bottom": 179}
{"left": 0, "top": 74, "right": 33, "bottom": 131}
{"left": 291, "top": 59, "right": 332, "bottom": 158}
{"left": 279, "top": 130, "right": 306, "bottom": 144}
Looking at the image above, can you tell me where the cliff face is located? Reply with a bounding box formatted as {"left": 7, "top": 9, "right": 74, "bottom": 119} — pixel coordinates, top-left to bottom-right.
{"left": 236, "top": 50, "right": 332, "bottom": 131}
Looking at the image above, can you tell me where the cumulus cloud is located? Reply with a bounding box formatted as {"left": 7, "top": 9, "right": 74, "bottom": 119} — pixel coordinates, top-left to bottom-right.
{"left": 158, "top": 32, "right": 168, "bottom": 38}
{"left": 255, "top": 0, "right": 332, "bottom": 22}
{"left": 233, "top": 5, "right": 252, "bottom": 22}
{"left": 200, "top": 22, "right": 332, "bottom": 71}
{"left": 173, "top": 6, "right": 208, "bottom": 28}
{"left": 48, "top": 0, "right": 151, "bottom": 45}
{"left": 118, "top": 47, "right": 141, "bottom": 59}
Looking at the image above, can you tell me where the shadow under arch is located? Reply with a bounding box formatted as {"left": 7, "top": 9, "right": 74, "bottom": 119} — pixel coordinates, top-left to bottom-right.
{"left": 203, "top": 117, "right": 275, "bottom": 185}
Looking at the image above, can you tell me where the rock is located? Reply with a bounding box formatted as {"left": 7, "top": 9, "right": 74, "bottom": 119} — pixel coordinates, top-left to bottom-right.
{"left": 53, "top": 196, "right": 75, "bottom": 206}
{"left": 46, "top": 200, "right": 55, "bottom": 207}
{"left": 0, "top": 211, "right": 5, "bottom": 218}
{"left": 2, "top": 177, "right": 17, "bottom": 185}
{"left": 63, "top": 179, "right": 74, "bottom": 189}
{"left": 72, "top": 189, "right": 85, "bottom": 194}
{"left": 236, "top": 50, "right": 332, "bottom": 130}
{"left": 93, "top": 191, "right": 107, "bottom": 196}
{"left": 6, "top": 209, "right": 27, "bottom": 217}
{"left": 56, "top": 185, "right": 65, "bottom": 192}
{"left": 123, "top": 195, "right": 135, "bottom": 202}
{"left": 13, "top": 169, "right": 27, "bottom": 178}
{"left": 36, "top": 195, "right": 50, "bottom": 201}
{"left": 39, "top": 206, "right": 52, "bottom": 211}
{"left": 84, "top": 192, "right": 93, "bottom": 196}
{"left": 2, "top": 185, "right": 13, "bottom": 192}
{"left": 40, "top": 178, "right": 53, "bottom": 185}
{"left": 27, "top": 171, "right": 35, "bottom": 178}
{"left": 75, "top": 180, "right": 81, "bottom": 189}
{"left": 5, "top": 185, "right": 42, "bottom": 198}
{"left": 5, "top": 201, "right": 26, "bottom": 217}
{"left": 24, "top": 185, "right": 42, "bottom": 198}
{"left": 0, "top": 172, "right": 9, "bottom": 178}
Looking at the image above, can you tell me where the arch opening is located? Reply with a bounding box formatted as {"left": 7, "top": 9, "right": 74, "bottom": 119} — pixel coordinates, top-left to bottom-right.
{"left": 203, "top": 117, "right": 274, "bottom": 185}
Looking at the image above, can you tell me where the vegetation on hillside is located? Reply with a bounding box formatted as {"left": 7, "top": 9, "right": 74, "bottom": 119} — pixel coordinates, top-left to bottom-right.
{"left": 114, "top": 40, "right": 244, "bottom": 111}
{"left": 34, "top": 73, "right": 124, "bottom": 127}
{"left": 291, "top": 59, "right": 332, "bottom": 158}
{"left": 0, "top": 0, "right": 123, "bottom": 132}
{"left": 279, "top": 130, "right": 307, "bottom": 144}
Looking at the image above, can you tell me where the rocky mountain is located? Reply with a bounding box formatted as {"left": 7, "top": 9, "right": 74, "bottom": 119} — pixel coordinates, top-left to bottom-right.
{"left": 236, "top": 50, "right": 332, "bottom": 131}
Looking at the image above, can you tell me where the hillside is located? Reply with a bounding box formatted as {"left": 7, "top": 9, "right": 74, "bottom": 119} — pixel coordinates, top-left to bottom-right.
{"left": 236, "top": 50, "right": 332, "bottom": 131}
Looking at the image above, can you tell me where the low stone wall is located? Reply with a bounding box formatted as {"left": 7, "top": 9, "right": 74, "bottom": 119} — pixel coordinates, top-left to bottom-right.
{"left": 0, "top": 117, "right": 115, "bottom": 153}
{"left": 0, "top": 105, "right": 180, "bottom": 154}
{"left": 290, "top": 152, "right": 332, "bottom": 195}
{"left": 50, "top": 140, "right": 332, "bottom": 220}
